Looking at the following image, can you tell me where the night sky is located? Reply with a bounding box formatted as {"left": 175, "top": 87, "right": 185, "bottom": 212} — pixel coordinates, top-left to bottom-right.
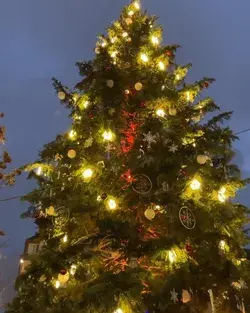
{"left": 0, "top": 0, "right": 250, "bottom": 308}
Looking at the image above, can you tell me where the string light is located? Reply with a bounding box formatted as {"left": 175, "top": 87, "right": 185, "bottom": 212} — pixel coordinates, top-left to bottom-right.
{"left": 36, "top": 166, "right": 42, "bottom": 176}
{"left": 218, "top": 187, "right": 227, "bottom": 203}
{"left": 20, "top": 258, "right": 24, "bottom": 264}
{"left": 140, "top": 53, "right": 149, "bottom": 63}
{"left": 156, "top": 109, "right": 165, "bottom": 117}
{"left": 97, "top": 195, "right": 102, "bottom": 201}
{"left": 128, "top": 10, "right": 134, "bottom": 16}
{"left": 111, "top": 51, "right": 118, "bottom": 58}
{"left": 133, "top": 1, "right": 140, "bottom": 10}
{"left": 82, "top": 168, "right": 93, "bottom": 179}
{"left": 107, "top": 198, "right": 117, "bottom": 210}
{"left": 114, "top": 309, "right": 123, "bottom": 313}
{"left": 151, "top": 36, "right": 159, "bottom": 45}
{"left": 158, "top": 61, "right": 165, "bottom": 70}
{"left": 176, "top": 74, "right": 180, "bottom": 80}
{"left": 101, "top": 41, "right": 107, "bottom": 47}
{"left": 111, "top": 37, "right": 117, "bottom": 43}
{"left": 69, "top": 130, "right": 77, "bottom": 139}
{"left": 63, "top": 234, "right": 68, "bottom": 243}
{"left": 190, "top": 179, "right": 201, "bottom": 190}
{"left": 103, "top": 130, "right": 114, "bottom": 141}
{"left": 83, "top": 101, "right": 89, "bottom": 108}
{"left": 55, "top": 280, "right": 60, "bottom": 289}
{"left": 186, "top": 91, "right": 190, "bottom": 101}
{"left": 219, "top": 240, "right": 226, "bottom": 251}
{"left": 70, "top": 264, "right": 77, "bottom": 275}
{"left": 122, "top": 32, "right": 128, "bottom": 38}
{"left": 168, "top": 250, "right": 177, "bottom": 264}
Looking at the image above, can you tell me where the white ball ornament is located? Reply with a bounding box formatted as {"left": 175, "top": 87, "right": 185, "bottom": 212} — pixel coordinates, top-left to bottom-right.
{"left": 58, "top": 91, "right": 66, "bottom": 100}
{"left": 144, "top": 208, "right": 155, "bottom": 220}
{"left": 106, "top": 80, "right": 114, "bottom": 88}
{"left": 197, "top": 155, "right": 208, "bottom": 165}
{"left": 95, "top": 47, "right": 100, "bottom": 54}
{"left": 67, "top": 149, "right": 76, "bottom": 159}
{"left": 58, "top": 272, "right": 70, "bottom": 284}
{"left": 134, "top": 82, "right": 143, "bottom": 91}
{"left": 169, "top": 107, "right": 177, "bottom": 116}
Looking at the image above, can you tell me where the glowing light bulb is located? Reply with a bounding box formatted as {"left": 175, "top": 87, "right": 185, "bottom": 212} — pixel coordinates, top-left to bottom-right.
{"left": 70, "top": 264, "right": 77, "bottom": 275}
{"left": 133, "top": 1, "right": 140, "bottom": 10}
{"left": 63, "top": 234, "right": 68, "bottom": 243}
{"left": 128, "top": 10, "right": 134, "bottom": 16}
{"left": 156, "top": 109, "right": 165, "bottom": 117}
{"left": 101, "top": 41, "right": 107, "bottom": 47}
{"left": 111, "top": 37, "right": 117, "bottom": 43}
{"left": 84, "top": 101, "right": 89, "bottom": 108}
{"left": 107, "top": 198, "right": 117, "bottom": 210}
{"left": 111, "top": 51, "right": 118, "bottom": 58}
{"left": 190, "top": 179, "right": 201, "bottom": 190}
{"left": 103, "top": 130, "right": 114, "bottom": 141}
{"left": 168, "top": 250, "right": 177, "bottom": 264}
{"left": 158, "top": 61, "right": 165, "bottom": 70}
{"left": 140, "top": 53, "right": 149, "bottom": 63}
{"left": 186, "top": 91, "right": 190, "bottom": 101}
{"left": 55, "top": 280, "right": 60, "bottom": 289}
{"left": 114, "top": 309, "right": 123, "bottom": 313}
{"left": 69, "top": 130, "right": 77, "bottom": 139}
{"left": 218, "top": 187, "right": 227, "bottom": 203}
{"left": 20, "top": 258, "right": 24, "bottom": 264}
{"left": 125, "top": 89, "right": 130, "bottom": 94}
{"left": 176, "top": 74, "right": 180, "bottom": 80}
{"left": 83, "top": 168, "right": 93, "bottom": 179}
{"left": 97, "top": 195, "right": 102, "bottom": 202}
{"left": 219, "top": 240, "right": 226, "bottom": 251}
{"left": 122, "top": 32, "right": 128, "bottom": 38}
{"left": 36, "top": 166, "right": 42, "bottom": 176}
{"left": 151, "top": 36, "right": 159, "bottom": 45}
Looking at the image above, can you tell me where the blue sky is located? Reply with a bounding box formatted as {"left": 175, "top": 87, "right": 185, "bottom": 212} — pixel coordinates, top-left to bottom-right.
{"left": 0, "top": 0, "right": 250, "bottom": 307}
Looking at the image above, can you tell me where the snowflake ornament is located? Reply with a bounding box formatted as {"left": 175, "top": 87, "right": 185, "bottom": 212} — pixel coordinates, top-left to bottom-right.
{"left": 169, "top": 143, "right": 178, "bottom": 153}
{"left": 143, "top": 131, "right": 157, "bottom": 149}
{"left": 170, "top": 289, "right": 179, "bottom": 303}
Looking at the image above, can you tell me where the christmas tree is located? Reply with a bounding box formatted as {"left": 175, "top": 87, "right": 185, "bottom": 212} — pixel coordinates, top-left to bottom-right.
{"left": 7, "top": 1, "right": 250, "bottom": 312}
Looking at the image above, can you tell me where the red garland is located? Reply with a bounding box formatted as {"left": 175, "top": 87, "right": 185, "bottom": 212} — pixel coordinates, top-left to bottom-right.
{"left": 120, "top": 110, "right": 140, "bottom": 154}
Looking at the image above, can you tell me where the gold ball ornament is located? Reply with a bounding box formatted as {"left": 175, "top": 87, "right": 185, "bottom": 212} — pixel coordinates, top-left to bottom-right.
{"left": 196, "top": 155, "right": 208, "bottom": 165}
{"left": 169, "top": 107, "right": 177, "bottom": 116}
{"left": 39, "top": 275, "right": 46, "bottom": 283}
{"left": 46, "top": 206, "right": 55, "bottom": 216}
{"left": 95, "top": 47, "right": 100, "bottom": 54}
{"left": 106, "top": 80, "right": 114, "bottom": 88}
{"left": 134, "top": 82, "right": 143, "bottom": 91}
{"left": 58, "top": 272, "right": 70, "bottom": 284}
{"left": 58, "top": 91, "right": 66, "bottom": 100}
{"left": 67, "top": 149, "right": 76, "bottom": 159}
{"left": 125, "top": 17, "right": 133, "bottom": 25}
{"left": 144, "top": 208, "right": 155, "bottom": 220}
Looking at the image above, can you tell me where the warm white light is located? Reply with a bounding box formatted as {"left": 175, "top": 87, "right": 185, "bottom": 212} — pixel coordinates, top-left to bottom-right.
{"left": 125, "top": 89, "right": 130, "bottom": 94}
{"left": 70, "top": 264, "right": 77, "bottom": 275}
{"left": 84, "top": 101, "right": 89, "bottom": 108}
{"left": 103, "top": 130, "right": 114, "bottom": 141}
{"left": 63, "top": 234, "right": 68, "bottom": 243}
{"left": 133, "top": 1, "right": 140, "bottom": 9}
{"left": 114, "top": 309, "right": 123, "bottom": 313}
{"left": 55, "top": 280, "right": 60, "bottom": 289}
{"left": 168, "top": 250, "right": 177, "bottom": 264}
{"left": 176, "top": 74, "right": 180, "bottom": 80}
{"left": 97, "top": 195, "right": 102, "bottom": 202}
{"left": 156, "top": 109, "right": 165, "bottom": 117}
{"left": 122, "top": 32, "right": 128, "bottom": 38}
{"left": 219, "top": 240, "right": 226, "bottom": 251}
{"left": 111, "top": 51, "right": 118, "bottom": 58}
{"left": 158, "top": 61, "right": 165, "bottom": 70}
{"left": 140, "top": 53, "right": 149, "bottom": 62}
{"left": 218, "top": 187, "right": 227, "bottom": 203}
{"left": 151, "top": 36, "right": 159, "bottom": 45}
{"left": 107, "top": 199, "right": 117, "bottom": 210}
{"left": 186, "top": 91, "right": 190, "bottom": 101}
{"left": 111, "top": 37, "right": 117, "bottom": 43}
{"left": 69, "top": 130, "right": 77, "bottom": 139}
{"left": 101, "top": 41, "right": 107, "bottom": 47}
{"left": 190, "top": 179, "right": 201, "bottom": 190}
{"left": 37, "top": 166, "right": 42, "bottom": 176}
{"left": 128, "top": 10, "right": 134, "bottom": 16}
{"left": 20, "top": 258, "right": 24, "bottom": 264}
{"left": 83, "top": 168, "right": 93, "bottom": 179}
